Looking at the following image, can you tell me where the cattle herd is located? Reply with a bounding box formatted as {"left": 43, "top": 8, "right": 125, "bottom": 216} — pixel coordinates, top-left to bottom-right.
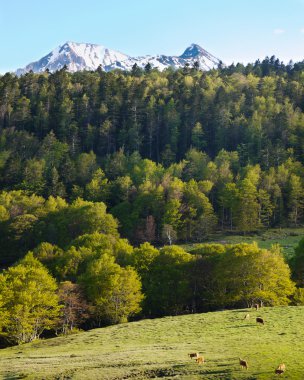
{"left": 188, "top": 304, "right": 286, "bottom": 376}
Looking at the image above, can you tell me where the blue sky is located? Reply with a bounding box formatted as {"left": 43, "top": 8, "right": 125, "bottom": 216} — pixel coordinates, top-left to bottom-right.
{"left": 1, "top": 0, "right": 304, "bottom": 73}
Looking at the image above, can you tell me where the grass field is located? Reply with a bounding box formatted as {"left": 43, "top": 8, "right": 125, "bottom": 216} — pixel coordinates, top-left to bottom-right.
{"left": 182, "top": 228, "right": 304, "bottom": 259}
{"left": 1, "top": 306, "right": 304, "bottom": 379}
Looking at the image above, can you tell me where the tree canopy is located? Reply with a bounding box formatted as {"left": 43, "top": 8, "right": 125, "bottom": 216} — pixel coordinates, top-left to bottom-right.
{"left": 0, "top": 253, "right": 61, "bottom": 344}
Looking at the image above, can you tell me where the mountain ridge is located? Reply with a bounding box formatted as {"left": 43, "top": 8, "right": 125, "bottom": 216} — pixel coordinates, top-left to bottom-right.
{"left": 16, "top": 42, "right": 222, "bottom": 75}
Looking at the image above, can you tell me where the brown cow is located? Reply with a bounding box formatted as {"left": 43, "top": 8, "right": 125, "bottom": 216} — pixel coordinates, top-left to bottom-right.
{"left": 256, "top": 317, "right": 264, "bottom": 325}
{"left": 195, "top": 355, "right": 205, "bottom": 364}
{"left": 253, "top": 303, "right": 259, "bottom": 310}
{"left": 275, "top": 363, "right": 286, "bottom": 375}
{"left": 188, "top": 352, "right": 199, "bottom": 359}
{"left": 239, "top": 358, "right": 248, "bottom": 370}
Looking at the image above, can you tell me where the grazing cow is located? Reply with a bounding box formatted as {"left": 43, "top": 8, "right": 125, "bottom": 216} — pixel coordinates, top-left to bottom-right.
{"left": 195, "top": 356, "right": 205, "bottom": 364}
{"left": 275, "top": 363, "right": 286, "bottom": 375}
{"left": 188, "top": 352, "right": 199, "bottom": 359}
{"left": 253, "top": 303, "right": 259, "bottom": 310}
{"left": 244, "top": 313, "right": 250, "bottom": 320}
{"left": 239, "top": 358, "right": 248, "bottom": 370}
{"left": 256, "top": 317, "right": 264, "bottom": 325}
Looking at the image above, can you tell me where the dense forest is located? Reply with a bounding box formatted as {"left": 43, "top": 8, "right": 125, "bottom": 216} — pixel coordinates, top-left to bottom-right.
{"left": 1, "top": 58, "right": 304, "bottom": 344}
{"left": 1, "top": 58, "right": 304, "bottom": 249}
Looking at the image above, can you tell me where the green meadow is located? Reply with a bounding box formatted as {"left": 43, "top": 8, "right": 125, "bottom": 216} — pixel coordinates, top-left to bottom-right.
{"left": 182, "top": 228, "right": 304, "bottom": 260}
{"left": 1, "top": 306, "right": 304, "bottom": 379}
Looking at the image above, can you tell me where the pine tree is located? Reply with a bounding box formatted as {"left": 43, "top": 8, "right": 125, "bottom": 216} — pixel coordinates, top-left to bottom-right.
{"left": 236, "top": 179, "right": 260, "bottom": 233}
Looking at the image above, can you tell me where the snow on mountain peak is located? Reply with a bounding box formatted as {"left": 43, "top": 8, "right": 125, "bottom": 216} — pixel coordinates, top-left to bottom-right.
{"left": 180, "top": 43, "right": 206, "bottom": 58}
{"left": 16, "top": 42, "right": 222, "bottom": 75}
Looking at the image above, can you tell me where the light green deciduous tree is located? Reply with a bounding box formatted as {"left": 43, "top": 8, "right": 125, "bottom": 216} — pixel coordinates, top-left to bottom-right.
{"left": 0, "top": 253, "right": 61, "bottom": 344}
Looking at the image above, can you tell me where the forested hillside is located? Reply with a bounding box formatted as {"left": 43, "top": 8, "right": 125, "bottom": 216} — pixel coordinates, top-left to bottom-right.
{"left": 1, "top": 58, "right": 304, "bottom": 344}
{"left": 1, "top": 58, "right": 304, "bottom": 248}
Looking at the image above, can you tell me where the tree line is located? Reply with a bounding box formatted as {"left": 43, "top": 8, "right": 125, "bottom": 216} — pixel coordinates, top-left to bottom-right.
{"left": 0, "top": 146, "right": 304, "bottom": 256}
{"left": 1, "top": 58, "right": 304, "bottom": 164}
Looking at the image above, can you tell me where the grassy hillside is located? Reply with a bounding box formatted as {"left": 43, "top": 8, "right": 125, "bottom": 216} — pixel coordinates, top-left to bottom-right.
{"left": 1, "top": 307, "right": 304, "bottom": 379}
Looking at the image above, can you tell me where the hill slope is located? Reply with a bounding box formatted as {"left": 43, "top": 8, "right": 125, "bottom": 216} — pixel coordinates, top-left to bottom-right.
{"left": 0, "top": 307, "right": 304, "bottom": 379}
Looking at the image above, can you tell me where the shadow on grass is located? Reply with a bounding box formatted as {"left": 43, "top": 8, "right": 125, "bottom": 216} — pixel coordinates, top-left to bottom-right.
{"left": 172, "top": 364, "right": 187, "bottom": 369}
{"left": 141, "top": 367, "right": 183, "bottom": 378}
{"left": 202, "top": 368, "right": 233, "bottom": 378}
{"left": 3, "top": 374, "right": 27, "bottom": 380}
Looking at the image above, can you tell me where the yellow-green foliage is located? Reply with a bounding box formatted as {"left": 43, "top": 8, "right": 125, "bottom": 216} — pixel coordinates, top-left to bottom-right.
{"left": 0, "top": 253, "right": 61, "bottom": 344}
{"left": 216, "top": 243, "right": 295, "bottom": 307}
{"left": 293, "top": 288, "right": 304, "bottom": 305}
{"left": 80, "top": 254, "right": 143, "bottom": 324}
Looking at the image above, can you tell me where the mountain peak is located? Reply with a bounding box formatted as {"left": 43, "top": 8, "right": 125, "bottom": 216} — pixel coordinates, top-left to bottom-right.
{"left": 62, "top": 41, "right": 100, "bottom": 48}
{"left": 16, "top": 42, "right": 222, "bottom": 75}
{"left": 180, "top": 43, "right": 207, "bottom": 58}
{"left": 58, "top": 41, "right": 105, "bottom": 55}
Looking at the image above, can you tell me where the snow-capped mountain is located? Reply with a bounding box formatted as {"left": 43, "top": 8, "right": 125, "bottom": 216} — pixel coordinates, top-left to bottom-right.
{"left": 16, "top": 42, "right": 129, "bottom": 75}
{"left": 16, "top": 42, "right": 222, "bottom": 75}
